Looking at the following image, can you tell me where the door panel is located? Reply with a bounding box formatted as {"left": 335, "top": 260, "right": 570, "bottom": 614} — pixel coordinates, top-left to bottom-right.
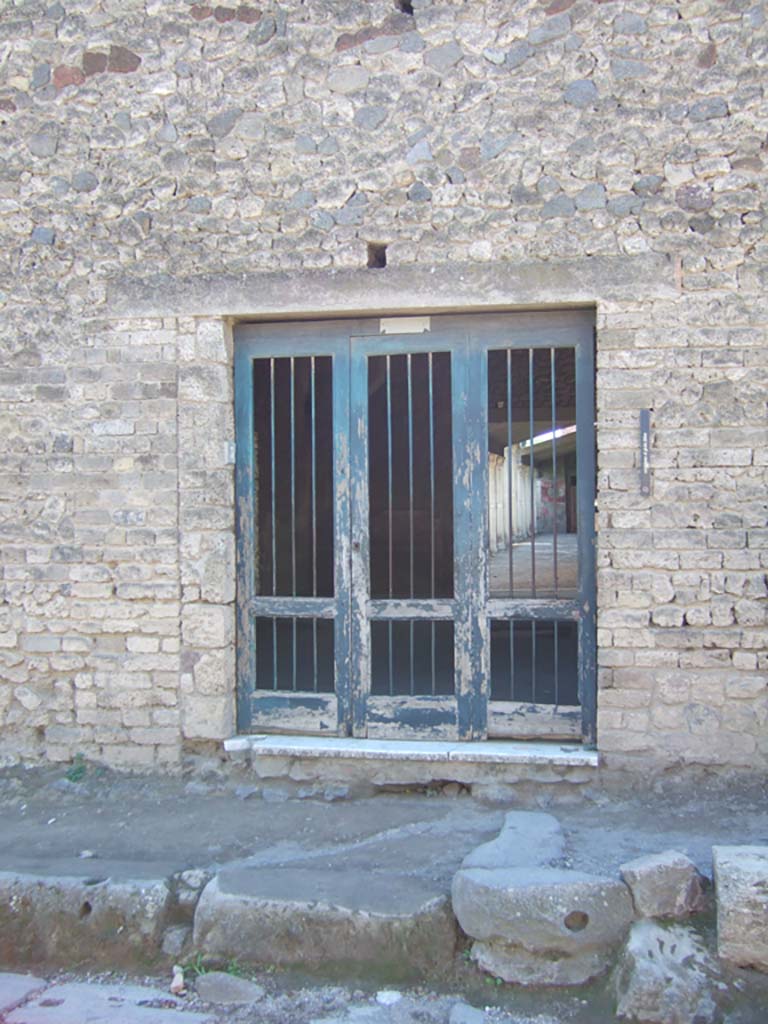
{"left": 235, "top": 323, "right": 354, "bottom": 735}
{"left": 350, "top": 333, "right": 470, "bottom": 739}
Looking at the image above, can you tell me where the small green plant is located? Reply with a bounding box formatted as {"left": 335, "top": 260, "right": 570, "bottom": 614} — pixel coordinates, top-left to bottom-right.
{"left": 65, "top": 753, "right": 87, "bottom": 783}
{"left": 184, "top": 953, "right": 209, "bottom": 978}
{"left": 223, "top": 958, "right": 246, "bottom": 977}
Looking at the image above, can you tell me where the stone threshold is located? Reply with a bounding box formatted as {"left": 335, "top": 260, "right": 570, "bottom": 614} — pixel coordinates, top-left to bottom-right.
{"left": 224, "top": 734, "right": 599, "bottom": 768}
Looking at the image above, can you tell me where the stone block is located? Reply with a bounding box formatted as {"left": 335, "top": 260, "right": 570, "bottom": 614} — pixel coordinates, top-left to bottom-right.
{"left": 460, "top": 811, "right": 564, "bottom": 870}
{"left": 452, "top": 866, "right": 634, "bottom": 984}
{"left": 194, "top": 869, "right": 456, "bottom": 976}
{"left": 620, "top": 850, "right": 708, "bottom": 919}
{"left": 613, "top": 920, "right": 725, "bottom": 1024}
{"left": 0, "top": 973, "right": 47, "bottom": 1013}
{"left": 181, "top": 604, "right": 234, "bottom": 649}
{"left": 713, "top": 845, "right": 768, "bottom": 971}
{"left": 195, "top": 971, "right": 264, "bottom": 1005}
{"left": 0, "top": 873, "right": 171, "bottom": 968}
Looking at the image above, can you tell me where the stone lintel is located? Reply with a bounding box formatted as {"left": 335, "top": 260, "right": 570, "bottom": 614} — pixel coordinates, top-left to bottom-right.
{"left": 106, "top": 255, "right": 676, "bottom": 320}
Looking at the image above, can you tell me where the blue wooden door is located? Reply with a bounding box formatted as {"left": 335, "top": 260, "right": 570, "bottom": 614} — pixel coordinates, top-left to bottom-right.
{"left": 234, "top": 313, "right": 595, "bottom": 743}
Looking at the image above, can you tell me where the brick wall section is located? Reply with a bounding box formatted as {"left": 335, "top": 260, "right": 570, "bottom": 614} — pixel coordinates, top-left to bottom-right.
{"left": 0, "top": 0, "right": 766, "bottom": 770}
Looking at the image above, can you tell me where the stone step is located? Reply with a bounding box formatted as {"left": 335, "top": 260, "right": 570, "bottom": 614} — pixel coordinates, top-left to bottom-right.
{"left": 193, "top": 867, "right": 457, "bottom": 977}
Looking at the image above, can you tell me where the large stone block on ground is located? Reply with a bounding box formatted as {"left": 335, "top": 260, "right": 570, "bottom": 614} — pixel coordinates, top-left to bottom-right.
{"left": 460, "top": 810, "right": 564, "bottom": 870}
{"left": 471, "top": 939, "right": 610, "bottom": 986}
{"left": 713, "top": 845, "right": 768, "bottom": 971}
{"left": 620, "top": 850, "right": 708, "bottom": 919}
{"left": 193, "top": 867, "right": 456, "bottom": 977}
{"left": 5, "top": 981, "right": 215, "bottom": 1024}
{"left": 613, "top": 920, "right": 727, "bottom": 1024}
{"left": 0, "top": 974, "right": 46, "bottom": 1014}
{"left": 0, "top": 872, "right": 171, "bottom": 968}
{"left": 452, "top": 866, "right": 634, "bottom": 986}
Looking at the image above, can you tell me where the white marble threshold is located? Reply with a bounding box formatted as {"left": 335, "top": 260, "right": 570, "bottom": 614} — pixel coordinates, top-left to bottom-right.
{"left": 224, "top": 734, "right": 599, "bottom": 767}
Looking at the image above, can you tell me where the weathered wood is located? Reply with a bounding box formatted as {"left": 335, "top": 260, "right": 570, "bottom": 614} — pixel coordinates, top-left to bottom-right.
{"left": 452, "top": 338, "right": 488, "bottom": 740}
{"left": 366, "top": 696, "right": 458, "bottom": 740}
{"left": 575, "top": 331, "right": 597, "bottom": 746}
{"left": 349, "top": 338, "right": 371, "bottom": 736}
{"left": 487, "top": 701, "right": 581, "bottom": 740}
{"left": 247, "top": 597, "right": 336, "bottom": 618}
{"left": 251, "top": 691, "right": 339, "bottom": 736}
{"left": 367, "top": 599, "right": 454, "bottom": 620}
{"left": 333, "top": 340, "right": 353, "bottom": 736}
{"left": 486, "top": 599, "right": 580, "bottom": 621}
{"left": 234, "top": 343, "right": 256, "bottom": 732}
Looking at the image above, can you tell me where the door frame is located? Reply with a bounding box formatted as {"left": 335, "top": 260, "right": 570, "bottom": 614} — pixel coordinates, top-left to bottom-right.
{"left": 234, "top": 311, "right": 596, "bottom": 743}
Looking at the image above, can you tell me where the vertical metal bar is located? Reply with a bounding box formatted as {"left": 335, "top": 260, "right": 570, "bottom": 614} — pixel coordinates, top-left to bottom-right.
{"left": 506, "top": 349, "right": 513, "bottom": 595}
{"left": 311, "top": 356, "right": 318, "bottom": 692}
{"left": 531, "top": 619, "right": 537, "bottom": 703}
{"left": 290, "top": 358, "right": 297, "bottom": 691}
{"left": 386, "top": 356, "right": 394, "bottom": 696}
{"left": 407, "top": 353, "right": 414, "bottom": 696}
{"left": 554, "top": 620, "right": 560, "bottom": 706}
{"left": 429, "top": 353, "right": 436, "bottom": 695}
{"left": 270, "top": 358, "right": 277, "bottom": 596}
{"left": 550, "top": 347, "right": 558, "bottom": 597}
{"left": 509, "top": 619, "right": 515, "bottom": 701}
{"left": 270, "top": 359, "right": 277, "bottom": 689}
{"left": 528, "top": 348, "right": 536, "bottom": 597}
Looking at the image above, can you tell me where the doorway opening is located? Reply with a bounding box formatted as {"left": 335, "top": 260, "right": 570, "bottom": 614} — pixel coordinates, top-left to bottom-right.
{"left": 234, "top": 312, "right": 595, "bottom": 743}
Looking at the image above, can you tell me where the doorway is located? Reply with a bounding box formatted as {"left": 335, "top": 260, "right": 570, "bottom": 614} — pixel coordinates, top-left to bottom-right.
{"left": 234, "top": 312, "right": 595, "bottom": 742}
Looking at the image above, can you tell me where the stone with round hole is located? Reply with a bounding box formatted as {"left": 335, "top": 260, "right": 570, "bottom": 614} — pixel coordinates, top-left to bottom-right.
{"left": 452, "top": 866, "right": 634, "bottom": 960}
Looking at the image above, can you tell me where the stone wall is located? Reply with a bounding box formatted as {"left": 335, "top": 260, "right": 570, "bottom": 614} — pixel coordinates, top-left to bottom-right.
{"left": 0, "top": 0, "right": 765, "bottom": 771}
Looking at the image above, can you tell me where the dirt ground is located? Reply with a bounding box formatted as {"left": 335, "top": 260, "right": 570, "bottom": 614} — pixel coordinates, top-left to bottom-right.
{"left": 0, "top": 760, "right": 765, "bottom": 881}
{"left": 1, "top": 760, "right": 767, "bottom": 1023}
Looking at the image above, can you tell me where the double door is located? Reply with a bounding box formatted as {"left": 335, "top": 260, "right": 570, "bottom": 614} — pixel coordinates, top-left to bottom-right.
{"left": 234, "top": 312, "right": 595, "bottom": 742}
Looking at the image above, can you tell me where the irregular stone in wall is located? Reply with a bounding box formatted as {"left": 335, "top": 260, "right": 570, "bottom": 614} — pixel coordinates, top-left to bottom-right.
{"left": 28, "top": 133, "right": 58, "bottom": 157}
{"left": 107, "top": 46, "right": 142, "bottom": 74}
{"left": 611, "top": 58, "right": 649, "bottom": 80}
{"left": 505, "top": 41, "right": 533, "bottom": 69}
{"left": 528, "top": 13, "right": 571, "bottom": 45}
{"left": 424, "top": 41, "right": 463, "bottom": 73}
{"left": 354, "top": 106, "right": 388, "bottom": 130}
{"left": 53, "top": 65, "right": 85, "bottom": 89}
{"left": 575, "top": 184, "right": 606, "bottom": 211}
{"left": 407, "top": 182, "right": 432, "bottom": 202}
{"left": 207, "top": 108, "right": 242, "bottom": 139}
{"left": 697, "top": 43, "right": 717, "bottom": 69}
{"left": 30, "top": 227, "right": 55, "bottom": 245}
{"left": 614, "top": 13, "right": 646, "bottom": 35}
{"left": 564, "top": 79, "right": 598, "bottom": 108}
{"left": 541, "top": 195, "right": 576, "bottom": 219}
{"left": 327, "top": 66, "right": 369, "bottom": 95}
{"left": 214, "top": 6, "right": 237, "bottom": 22}
{"left": 82, "top": 51, "right": 107, "bottom": 76}
{"left": 676, "top": 184, "right": 713, "bottom": 213}
{"left": 71, "top": 171, "right": 99, "bottom": 193}
{"left": 236, "top": 7, "right": 261, "bottom": 24}
{"left": 689, "top": 98, "right": 728, "bottom": 122}
{"left": 249, "top": 16, "right": 276, "bottom": 46}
